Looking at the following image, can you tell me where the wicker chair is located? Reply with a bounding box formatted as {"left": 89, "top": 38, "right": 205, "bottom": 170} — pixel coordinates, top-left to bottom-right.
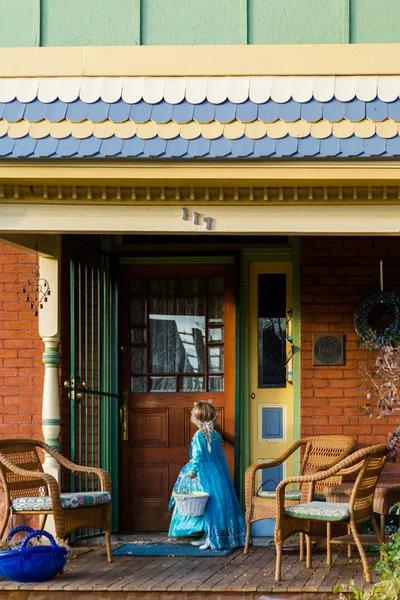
{"left": 244, "top": 435, "right": 357, "bottom": 555}
{"left": 0, "top": 439, "right": 112, "bottom": 563}
{"left": 275, "top": 444, "right": 389, "bottom": 583}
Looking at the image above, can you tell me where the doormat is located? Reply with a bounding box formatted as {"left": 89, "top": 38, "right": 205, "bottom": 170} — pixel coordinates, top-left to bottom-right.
{"left": 113, "top": 543, "right": 235, "bottom": 557}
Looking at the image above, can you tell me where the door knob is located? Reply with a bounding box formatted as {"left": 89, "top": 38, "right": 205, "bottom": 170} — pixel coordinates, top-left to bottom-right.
{"left": 251, "top": 393, "right": 256, "bottom": 399}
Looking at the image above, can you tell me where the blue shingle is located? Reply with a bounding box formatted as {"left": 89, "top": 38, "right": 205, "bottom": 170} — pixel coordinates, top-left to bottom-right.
{"left": 0, "top": 136, "right": 15, "bottom": 156}
{"left": 108, "top": 100, "right": 129, "bottom": 123}
{"left": 144, "top": 137, "right": 167, "bottom": 157}
{"left": 66, "top": 100, "right": 89, "bottom": 123}
{"left": 386, "top": 136, "right": 400, "bottom": 156}
{"left": 56, "top": 136, "right": 80, "bottom": 157}
{"left": 253, "top": 137, "right": 276, "bottom": 157}
{"left": 215, "top": 101, "right": 236, "bottom": 124}
{"left": 0, "top": 103, "right": 5, "bottom": 119}
{"left": 78, "top": 136, "right": 102, "bottom": 157}
{"left": 24, "top": 99, "right": 47, "bottom": 123}
{"left": 129, "top": 101, "right": 152, "bottom": 123}
{"left": 322, "top": 100, "right": 345, "bottom": 123}
{"left": 231, "top": 136, "right": 254, "bottom": 157}
{"left": 187, "top": 136, "right": 211, "bottom": 157}
{"left": 35, "top": 136, "right": 59, "bottom": 157}
{"left": 363, "top": 135, "right": 386, "bottom": 157}
{"left": 88, "top": 101, "right": 110, "bottom": 123}
{"left": 100, "top": 136, "right": 124, "bottom": 157}
{"left": 300, "top": 99, "right": 323, "bottom": 123}
{"left": 341, "top": 135, "right": 364, "bottom": 157}
{"left": 166, "top": 137, "right": 189, "bottom": 158}
{"left": 121, "top": 136, "right": 145, "bottom": 157}
{"left": 258, "top": 101, "right": 280, "bottom": 123}
{"left": 366, "top": 99, "right": 387, "bottom": 122}
{"left": 172, "top": 101, "right": 194, "bottom": 124}
{"left": 151, "top": 101, "right": 174, "bottom": 124}
{"left": 193, "top": 102, "right": 216, "bottom": 124}
{"left": 344, "top": 99, "right": 365, "bottom": 122}
{"left": 276, "top": 136, "right": 298, "bottom": 157}
{"left": 278, "top": 100, "right": 301, "bottom": 123}
{"left": 298, "top": 135, "right": 320, "bottom": 157}
{"left": 209, "top": 137, "right": 232, "bottom": 158}
{"left": 13, "top": 135, "right": 36, "bottom": 157}
{"left": 320, "top": 135, "right": 341, "bottom": 157}
{"left": 45, "top": 100, "right": 68, "bottom": 122}
{"left": 388, "top": 99, "right": 400, "bottom": 121}
{"left": 2, "top": 100, "right": 26, "bottom": 122}
{"left": 236, "top": 100, "right": 258, "bottom": 123}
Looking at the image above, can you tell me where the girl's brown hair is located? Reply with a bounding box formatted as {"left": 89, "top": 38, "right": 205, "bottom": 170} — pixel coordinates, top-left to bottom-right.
{"left": 192, "top": 401, "right": 217, "bottom": 423}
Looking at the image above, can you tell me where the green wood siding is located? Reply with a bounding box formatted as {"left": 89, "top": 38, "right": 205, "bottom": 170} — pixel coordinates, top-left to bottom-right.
{"left": 41, "top": 0, "right": 140, "bottom": 47}
{"left": 350, "top": 0, "right": 400, "bottom": 43}
{"left": 141, "top": 0, "right": 247, "bottom": 45}
{"left": 0, "top": 0, "right": 399, "bottom": 47}
{"left": 249, "top": 0, "right": 349, "bottom": 44}
{"left": 0, "top": 0, "right": 40, "bottom": 47}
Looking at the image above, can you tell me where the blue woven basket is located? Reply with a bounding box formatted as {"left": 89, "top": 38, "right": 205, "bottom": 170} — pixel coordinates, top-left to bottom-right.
{"left": 0, "top": 526, "right": 69, "bottom": 583}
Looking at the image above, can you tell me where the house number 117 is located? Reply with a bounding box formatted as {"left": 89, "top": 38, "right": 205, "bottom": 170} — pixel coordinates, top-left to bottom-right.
{"left": 182, "top": 207, "right": 212, "bottom": 231}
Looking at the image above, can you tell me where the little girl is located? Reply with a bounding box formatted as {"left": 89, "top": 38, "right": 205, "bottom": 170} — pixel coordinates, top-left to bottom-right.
{"left": 168, "top": 400, "right": 246, "bottom": 551}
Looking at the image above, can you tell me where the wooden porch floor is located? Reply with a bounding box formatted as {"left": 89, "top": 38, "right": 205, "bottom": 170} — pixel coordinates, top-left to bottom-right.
{"left": 0, "top": 541, "right": 378, "bottom": 599}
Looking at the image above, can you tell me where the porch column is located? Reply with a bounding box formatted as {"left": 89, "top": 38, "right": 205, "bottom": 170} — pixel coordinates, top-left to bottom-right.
{"left": 38, "top": 242, "right": 61, "bottom": 484}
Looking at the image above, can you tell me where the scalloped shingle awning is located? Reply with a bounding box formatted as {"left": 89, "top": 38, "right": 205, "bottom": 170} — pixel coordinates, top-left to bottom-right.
{"left": 1, "top": 76, "right": 400, "bottom": 158}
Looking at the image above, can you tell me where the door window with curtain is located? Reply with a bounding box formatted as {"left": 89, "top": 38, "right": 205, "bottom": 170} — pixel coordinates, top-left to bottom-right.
{"left": 130, "top": 276, "right": 225, "bottom": 393}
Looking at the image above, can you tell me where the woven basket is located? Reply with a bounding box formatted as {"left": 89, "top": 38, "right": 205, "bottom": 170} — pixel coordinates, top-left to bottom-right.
{"left": 173, "top": 476, "right": 209, "bottom": 517}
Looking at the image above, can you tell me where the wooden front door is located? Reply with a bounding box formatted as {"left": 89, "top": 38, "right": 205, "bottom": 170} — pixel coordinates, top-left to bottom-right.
{"left": 119, "top": 263, "right": 235, "bottom": 531}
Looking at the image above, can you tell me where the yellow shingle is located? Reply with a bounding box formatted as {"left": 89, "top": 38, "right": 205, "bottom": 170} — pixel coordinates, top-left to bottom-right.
{"left": 158, "top": 122, "right": 181, "bottom": 140}
{"left": 266, "top": 120, "right": 288, "bottom": 139}
{"left": 136, "top": 121, "right": 159, "bottom": 140}
{"left": 0, "top": 120, "right": 8, "bottom": 137}
{"left": 245, "top": 120, "right": 267, "bottom": 140}
{"left": 354, "top": 120, "right": 376, "bottom": 139}
{"left": 332, "top": 120, "right": 354, "bottom": 139}
{"left": 180, "top": 122, "right": 202, "bottom": 140}
{"left": 93, "top": 120, "right": 115, "bottom": 139}
{"left": 223, "top": 121, "right": 246, "bottom": 140}
{"left": 115, "top": 121, "right": 138, "bottom": 139}
{"left": 201, "top": 121, "right": 224, "bottom": 140}
{"left": 287, "top": 120, "right": 311, "bottom": 138}
{"left": 50, "top": 120, "right": 72, "bottom": 139}
{"left": 376, "top": 119, "right": 398, "bottom": 139}
{"left": 29, "top": 120, "right": 51, "bottom": 139}
{"left": 7, "top": 120, "right": 29, "bottom": 139}
{"left": 310, "top": 120, "right": 332, "bottom": 139}
{"left": 71, "top": 120, "right": 94, "bottom": 140}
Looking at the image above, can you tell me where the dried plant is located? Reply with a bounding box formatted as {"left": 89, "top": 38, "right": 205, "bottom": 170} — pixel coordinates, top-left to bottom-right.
{"left": 360, "top": 345, "right": 400, "bottom": 418}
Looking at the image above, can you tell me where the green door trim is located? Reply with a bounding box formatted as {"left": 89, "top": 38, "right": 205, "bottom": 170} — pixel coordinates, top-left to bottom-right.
{"left": 239, "top": 240, "right": 301, "bottom": 500}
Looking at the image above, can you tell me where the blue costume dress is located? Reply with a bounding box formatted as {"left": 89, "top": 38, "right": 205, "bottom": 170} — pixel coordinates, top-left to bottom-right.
{"left": 168, "top": 429, "right": 246, "bottom": 550}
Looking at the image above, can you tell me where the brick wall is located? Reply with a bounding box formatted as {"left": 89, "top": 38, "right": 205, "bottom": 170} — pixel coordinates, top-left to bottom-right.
{"left": 0, "top": 241, "right": 43, "bottom": 528}
{"left": 301, "top": 237, "right": 400, "bottom": 447}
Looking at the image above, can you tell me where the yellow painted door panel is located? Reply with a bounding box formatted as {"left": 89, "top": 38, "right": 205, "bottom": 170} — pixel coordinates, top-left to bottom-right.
{"left": 249, "top": 262, "right": 294, "bottom": 488}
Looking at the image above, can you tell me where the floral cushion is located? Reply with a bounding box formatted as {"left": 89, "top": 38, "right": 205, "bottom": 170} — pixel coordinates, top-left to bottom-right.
{"left": 257, "top": 490, "right": 326, "bottom": 502}
{"left": 285, "top": 501, "right": 350, "bottom": 522}
{"left": 12, "top": 491, "right": 111, "bottom": 512}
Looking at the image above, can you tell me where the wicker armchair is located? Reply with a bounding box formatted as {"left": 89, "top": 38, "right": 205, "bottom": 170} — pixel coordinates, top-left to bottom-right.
{"left": 244, "top": 435, "right": 357, "bottom": 554}
{"left": 275, "top": 444, "right": 389, "bottom": 583}
{"left": 0, "top": 439, "right": 112, "bottom": 563}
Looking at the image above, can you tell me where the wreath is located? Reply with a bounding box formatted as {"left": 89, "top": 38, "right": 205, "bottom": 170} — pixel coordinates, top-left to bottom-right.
{"left": 354, "top": 291, "right": 400, "bottom": 348}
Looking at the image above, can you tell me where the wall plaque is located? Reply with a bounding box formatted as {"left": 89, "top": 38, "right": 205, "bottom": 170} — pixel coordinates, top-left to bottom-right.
{"left": 312, "top": 334, "right": 344, "bottom": 366}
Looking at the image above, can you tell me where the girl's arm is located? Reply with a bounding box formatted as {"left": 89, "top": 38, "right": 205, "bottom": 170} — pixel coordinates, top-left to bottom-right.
{"left": 188, "top": 432, "right": 203, "bottom": 477}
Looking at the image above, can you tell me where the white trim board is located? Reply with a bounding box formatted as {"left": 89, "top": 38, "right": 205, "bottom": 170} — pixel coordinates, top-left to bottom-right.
{"left": 1, "top": 204, "right": 400, "bottom": 234}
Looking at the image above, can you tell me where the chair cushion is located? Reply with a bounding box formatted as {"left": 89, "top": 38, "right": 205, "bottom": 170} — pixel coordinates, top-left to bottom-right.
{"left": 12, "top": 491, "right": 111, "bottom": 512}
{"left": 257, "top": 490, "right": 326, "bottom": 502}
{"left": 284, "top": 501, "right": 350, "bottom": 522}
